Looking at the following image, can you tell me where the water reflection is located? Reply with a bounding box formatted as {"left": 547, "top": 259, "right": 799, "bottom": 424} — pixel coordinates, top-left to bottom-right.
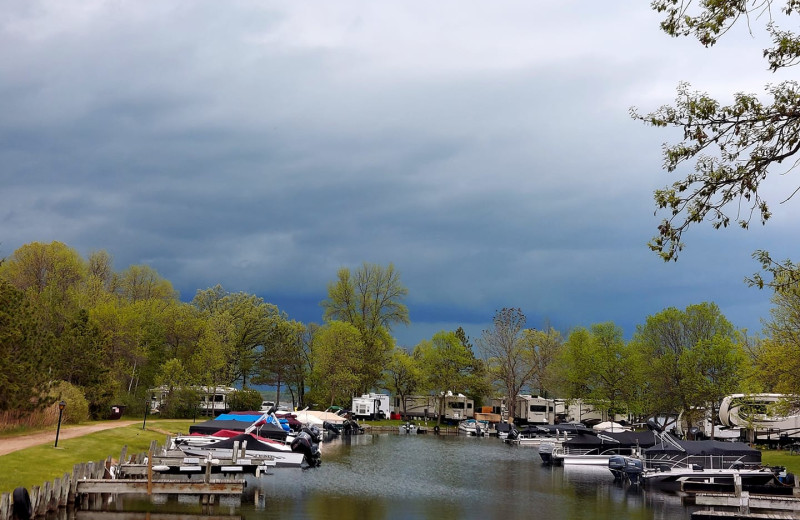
{"left": 82, "top": 434, "right": 698, "bottom": 520}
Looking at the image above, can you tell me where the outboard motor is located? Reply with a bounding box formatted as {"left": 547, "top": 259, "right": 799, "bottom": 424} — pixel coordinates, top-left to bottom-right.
{"left": 645, "top": 417, "right": 663, "bottom": 432}
{"left": 322, "top": 420, "right": 340, "bottom": 436}
{"left": 301, "top": 425, "right": 322, "bottom": 444}
{"left": 291, "top": 431, "right": 321, "bottom": 467}
{"left": 475, "top": 423, "right": 482, "bottom": 436}
{"left": 507, "top": 426, "right": 520, "bottom": 441}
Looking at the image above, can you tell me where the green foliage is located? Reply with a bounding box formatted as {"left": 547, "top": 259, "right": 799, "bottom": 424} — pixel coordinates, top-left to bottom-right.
{"left": 641, "top": 1, "right": 800, "bottom": 289}
{"left": 415, "top": 330, "right": 483, "bottom": 423}
{"left": 385, "top": 348, "right": 421, "bottom": 415}
{"left": 310, "top": 321, "right": 365, "bottom": 407}
{"left": 228, "top": 388, "right": 263, "bottom": 412}
{"left": 557, "top": 323, "right": 640, "bottom": 417}
{"left": 756, "top": 281, "right": 800, "bottom": 393}
{"left": 49, "top": 381, "right": 90, "bottom": 424}
{"left": 254, "top": 319, "right": 308, "bottom": 408}
{"left": 630, "top": 302, "right": 744, "bottom": 425}
{"left": 321, "top": 263, "right": 409, "bottom": 392}
{"left": 192, "top": 285, "right": 283, "bottom": 387}
{"left": 0, "top": 279, "right": 54, "bottom": 413}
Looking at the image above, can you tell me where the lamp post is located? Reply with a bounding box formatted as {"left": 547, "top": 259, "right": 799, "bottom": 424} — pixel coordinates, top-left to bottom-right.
{"left": 54, "top": 401, "right": 66, "bottom": 448}
{"left": 142, "top": 399, "right": 149, "bottom": 430}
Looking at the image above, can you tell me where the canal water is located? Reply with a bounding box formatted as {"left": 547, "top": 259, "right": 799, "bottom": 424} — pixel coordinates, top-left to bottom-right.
{"left": 110, "top": 433, "right": 700, "bottom": 520}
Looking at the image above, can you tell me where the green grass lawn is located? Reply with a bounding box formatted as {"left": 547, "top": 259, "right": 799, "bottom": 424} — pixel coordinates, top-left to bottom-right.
{"left": 760, "top": 449, "right": 800, "bottom": 475}
{"left": 0, "top": 420, "right": 194, "bottom": 494}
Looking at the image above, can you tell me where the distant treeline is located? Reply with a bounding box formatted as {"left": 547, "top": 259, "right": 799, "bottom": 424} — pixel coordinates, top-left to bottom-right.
{"left": 1, "top": 241, "right": 798, "bottom": 430}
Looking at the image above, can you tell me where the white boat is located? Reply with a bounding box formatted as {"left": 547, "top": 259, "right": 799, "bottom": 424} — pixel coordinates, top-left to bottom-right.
{"left": 176, "top": 432, "right": 309, "bottom": 467}
{"left": 399, "top": 422, "right": 418, "bottom": 434}
{"left": 458, "top": 419, "right": 490, "bottom": 436}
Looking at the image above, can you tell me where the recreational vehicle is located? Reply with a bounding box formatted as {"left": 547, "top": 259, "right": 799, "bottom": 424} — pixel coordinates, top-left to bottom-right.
{"left": 719, "top": 393, "right": 800, "bottom": 443}
{"left": 394, "top": 393, "right": 474, "bottom": 421}
{"left": 149, "top": 385, "right": 237, "bottom": 416}
{"left": 514, "top": 395, "right": 560, "bottom": 425}
{"left": 352, "top": 393, "right": 391, "bottom": 419}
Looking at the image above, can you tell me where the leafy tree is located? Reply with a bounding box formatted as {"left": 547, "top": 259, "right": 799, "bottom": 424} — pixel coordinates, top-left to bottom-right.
{"left": 321, "top": 262, "right": 409, "bottom": 391}
{"left": 684, "top": 334, "right": 747, "bottom": 438}
{"left": 309, "top": 321, "right": 365, "bottom": 407}
{"left": 756, "top": 278, "right": 800, "bottom": 393}
{"left": 638, "top": 0, "right": 800, "bottom": 289}
{"left": 228, "top": 388, "right": 264, "bottom": 412}
{"left": 54, "top": 309, "right": 117, "bottom": 418}
{"left": 0, "top": 241, "right": 88, "bottom": 335}
{"left": 193, "top": 285, "right": 283, "bottom": 387}
{"left": 0, "top": 279, "right": 53, "bottom": 413}
{"left": 558, "top": 323, "right": 639, "bottom": 419}
{"left": 116, "top": 264, "right": 176, "bottom": 303}
{"left": 521, "top": 326, "right": 564, "bottom": 397}
{"left": 385, "top": 348, "right": 422, "bottom": 418}
{"left": 478, "top": 308, "right": 534, "bottom": 423}
{"left": 254, "top": 318, "right": 307, "bottom": 407}
{"left": 630, "top": 302, "right": 741, "bottom": 429}
{"left": 415, "top": 330, "right": 482, "bottom": 425}
{"left": 191, "top": 312, "right": 236, "bottom": 415}
{"left": 154, "top": 358, "right": 194, "bottom": 418}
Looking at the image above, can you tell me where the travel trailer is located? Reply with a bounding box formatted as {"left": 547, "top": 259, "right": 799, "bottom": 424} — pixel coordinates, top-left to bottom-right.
{"left": 514, "top": 395, "right": 563, "bottom": 425}
{"left": 352, "top": 393, "right": 391, "bottom": 419}
{"left": 394, "top": 393, "right": 474, "bottom": 421}
{"left": 149, "top": 385, "right": 237, "bottom": 416}
{"left": 719, "top": 393, "right": 800, "bottom": 443}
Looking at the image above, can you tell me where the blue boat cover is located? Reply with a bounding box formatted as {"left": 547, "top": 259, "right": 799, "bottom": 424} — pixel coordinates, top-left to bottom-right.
{"left": 215, "top": 413, "right": 264, "bottom": 422}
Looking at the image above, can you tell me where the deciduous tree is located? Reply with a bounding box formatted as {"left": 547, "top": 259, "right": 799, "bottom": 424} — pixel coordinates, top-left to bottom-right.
{"left": 638, "top": 0, "right": 800, "bottom": 289}
{"left": 321, "top": 263, "right": 409, "bottom": 391}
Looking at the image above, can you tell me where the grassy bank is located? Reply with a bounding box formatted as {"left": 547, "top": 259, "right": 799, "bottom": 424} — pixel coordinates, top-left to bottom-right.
{"left": 0, "top": 419, "right": 194, "bottom": 494}
{"left": 760, "top": 450, "right": 800, "bottom": 475}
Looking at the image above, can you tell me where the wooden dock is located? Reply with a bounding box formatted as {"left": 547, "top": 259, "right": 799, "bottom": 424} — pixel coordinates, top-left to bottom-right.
{"left": 0, "top": 438, "right": 256, "bottom": 520}
{"left": 690, "top": 472, "right": 800, "bottom": 519}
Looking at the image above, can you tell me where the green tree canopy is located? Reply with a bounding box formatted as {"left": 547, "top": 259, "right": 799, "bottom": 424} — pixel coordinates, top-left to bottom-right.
{"left": 309, "top": 321, "right": 365, "bottom": 407}
{"left": 321, "top": 262, "right": 408, "bottom": 391}
{"left": 630, "top": 302, "right": 742, "bottom": 428}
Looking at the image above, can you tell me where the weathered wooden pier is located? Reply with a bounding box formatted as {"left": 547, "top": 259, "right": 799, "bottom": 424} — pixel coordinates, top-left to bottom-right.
{"left": 690, "top": 472, "right": 800, "bottom": 519}
{"left": 0, "top": 437, "right": 272, "bottom": 520}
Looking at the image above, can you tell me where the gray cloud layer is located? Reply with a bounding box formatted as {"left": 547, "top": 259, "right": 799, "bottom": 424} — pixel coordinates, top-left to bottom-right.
{"left": 1, "top": 1, "right": 793, "bottom": 346}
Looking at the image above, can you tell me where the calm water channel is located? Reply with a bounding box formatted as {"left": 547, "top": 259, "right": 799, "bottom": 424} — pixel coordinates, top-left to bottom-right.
{"left": 106, "top": 433, "right": 701, "bottom": 520}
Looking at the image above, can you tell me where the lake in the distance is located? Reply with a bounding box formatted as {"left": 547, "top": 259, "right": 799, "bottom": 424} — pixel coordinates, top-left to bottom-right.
{"left": 102, "top": 433, "right": 700, "bottom": 520}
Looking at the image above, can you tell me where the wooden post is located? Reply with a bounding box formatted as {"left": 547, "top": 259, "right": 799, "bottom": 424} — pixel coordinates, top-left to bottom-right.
{"left": 231, "top": 441, "right": 239, "bottom": 463}
{"left": 205, "top": 459, "right": 212, "bottom": 483}
{"left": 241, "top": 440, "right": 247, "bottom": 459}
{"left": 117, "top": 445, "right": 128, "bottom": 477}
{"left": 60, "top": 473, "right": 71, "bottom": 507}
{"left": 147, "top": 449, "right": 153, "bottom": 496}
{"left": 1, "top": 492, "right": 9, "bottom": 520}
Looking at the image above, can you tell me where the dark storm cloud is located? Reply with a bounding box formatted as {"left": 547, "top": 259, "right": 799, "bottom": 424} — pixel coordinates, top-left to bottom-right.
{"left": 0, "top": 1, "right": 787, "bottom": 345}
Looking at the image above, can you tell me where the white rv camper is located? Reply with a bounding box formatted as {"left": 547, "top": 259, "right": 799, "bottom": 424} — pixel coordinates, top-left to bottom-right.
{"left": 394, "top": 393, "right": 474, "bottom": 421}
{"left": 719, "top": 393, "right": 800, "bottom": 442}
{"left": 352, "top": 393, "right": 391, "bottom": 419}
{"left": 514, "top": 395, "right": 558, "bottom": 425}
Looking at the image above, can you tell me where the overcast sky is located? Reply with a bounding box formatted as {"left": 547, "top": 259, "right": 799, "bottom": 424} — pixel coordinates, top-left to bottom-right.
{"left": 2, "top": 1, "right": 796, "bottom": 347}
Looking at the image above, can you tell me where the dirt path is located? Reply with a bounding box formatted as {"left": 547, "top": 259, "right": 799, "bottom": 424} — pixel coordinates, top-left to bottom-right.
{"left": 0, "top": 420, "right": 140, "bottom": 456}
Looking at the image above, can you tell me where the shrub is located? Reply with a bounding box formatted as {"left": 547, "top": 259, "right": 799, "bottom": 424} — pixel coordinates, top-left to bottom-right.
{"left": 228, "top": 388, "right": 263, "bottom": 412}
{"left": 49, "top": 381, "right": 89, "bottom": 424}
